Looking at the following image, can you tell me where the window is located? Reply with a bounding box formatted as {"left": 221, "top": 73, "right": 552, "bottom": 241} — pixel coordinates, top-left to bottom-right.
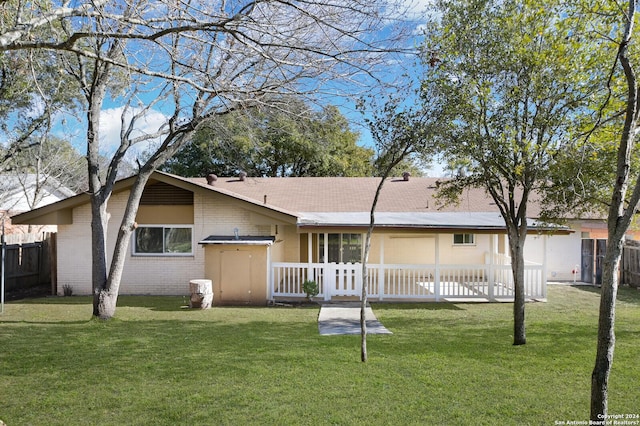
{"left": 453, "top": 233, "right": 475, "bottom": 245}
{"left": 134, "top": 226, "right": 193, "bottom": 255}
{"left": 319, "top": 233, "right": 362, "bottom": 263}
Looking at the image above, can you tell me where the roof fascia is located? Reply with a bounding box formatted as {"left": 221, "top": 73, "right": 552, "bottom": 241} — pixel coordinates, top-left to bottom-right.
{"left": 297, "top": 224, "right": 572, "bottom": 235}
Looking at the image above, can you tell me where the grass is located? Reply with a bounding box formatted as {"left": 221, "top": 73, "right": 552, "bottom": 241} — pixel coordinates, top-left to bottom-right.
{"left": 0, "top": 285, "right": 639, "bottom": 425}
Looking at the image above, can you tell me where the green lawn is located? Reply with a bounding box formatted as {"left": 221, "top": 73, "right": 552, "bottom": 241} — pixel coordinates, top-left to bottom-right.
{"left": 1, "top": 285, "right": 638, "bottom": 425}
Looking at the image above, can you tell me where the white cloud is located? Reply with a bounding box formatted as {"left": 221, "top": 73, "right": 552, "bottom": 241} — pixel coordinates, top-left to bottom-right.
{"left": 399, "top": 0, "right": 433, "bottom": 19}
{"left": 99, "top": 106, "right": 169, "bottom": 157}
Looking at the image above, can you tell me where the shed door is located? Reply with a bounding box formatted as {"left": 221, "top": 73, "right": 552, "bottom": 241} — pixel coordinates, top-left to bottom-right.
{"left": 581, "top": 239, "right": 607, "bottom": 284}
{"left": 581, "top": 239, "right": 594, "bottom": 283}
{"left": 595, "top": 239, "right": 607, "bottom": 285}
{"left": 220, "top": 250, "right": 252, "bottom": 303}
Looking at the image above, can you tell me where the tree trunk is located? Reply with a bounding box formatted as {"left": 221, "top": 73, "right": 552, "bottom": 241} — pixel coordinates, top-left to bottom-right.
{"left": 590, "top": 236, "right": 621, "bottom": 420}
{"left": 90, "top": 197, "right": 111, "bottom": 318}
{"left": 590, "top": 1, "right": 636, "bottom": 414}
{"left": 360, "top": 202, "right": 375, "bottom": 363}
{"left": 87, "top": 83, "right": 111, "bottom": 318}
{"left": 360, "top": 285, "right": 368, "bottom": 362}
{"left": 508, "top": 228, "right": 527, "bottom": 346}
{"left": 94, "top": 169, "right": 155, "bottom": 319}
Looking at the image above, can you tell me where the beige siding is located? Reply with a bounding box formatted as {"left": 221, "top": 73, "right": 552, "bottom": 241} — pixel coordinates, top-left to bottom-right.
{"left": 282, "top": 225, "right": 300, "bottom": 262}
{"left": 304, "top": 231, "right": 497, "bottom": 266}
{"left": 136, "top": 205, "right": 194, "bottom": 224}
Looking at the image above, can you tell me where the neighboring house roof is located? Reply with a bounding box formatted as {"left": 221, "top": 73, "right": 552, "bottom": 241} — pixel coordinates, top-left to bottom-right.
{"left": 11, "top": 171, "right": 567, "bottom": 233}
{"left": 0, "top": 174, "right": 76, "bottom": 212}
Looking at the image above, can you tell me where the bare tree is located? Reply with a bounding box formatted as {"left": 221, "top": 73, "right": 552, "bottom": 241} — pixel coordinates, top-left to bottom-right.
{"left": 3, "top": 0, "right": 418, "bottom": 318}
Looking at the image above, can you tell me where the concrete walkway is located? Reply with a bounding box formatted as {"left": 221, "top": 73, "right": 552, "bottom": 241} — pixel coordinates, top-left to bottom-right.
{"left": 318, "top": 302, "right": 392, "bottom": 336}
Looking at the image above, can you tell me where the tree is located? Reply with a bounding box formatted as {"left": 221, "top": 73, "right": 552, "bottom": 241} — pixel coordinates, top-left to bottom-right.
{"left": 8, "top": 135, "right": 85, "bottom": 199}
{"left": 0, "top": 47, "right": 80, "bottom": 173}
{"left": 358, "top": 96, "right": 434, "bottom": 362}
{"left": 422, "top": 0, "right": 603, "bottom": 345}
{"left": 3, "top": 1, "right": 417, "bottom": 319}
{"left": 590, "top": 0, "right": 640, "bottom": 419}
{"left": 161, "top": 100, "right": 374, "bottom": 177}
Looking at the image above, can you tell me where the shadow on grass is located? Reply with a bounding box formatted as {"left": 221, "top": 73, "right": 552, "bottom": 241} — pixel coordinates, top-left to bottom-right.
{"left": 371, "top": 302, "right": 463, "bottom": 311}
{"left": 116, "top": 296, "right": 189, "bottom": 311}
{"left": 14, "top": 295, "right": 92, "bottom": 305}
{"left": 571, "top": 284, "right": 640, "bottom": 305}
{"left": 13, "top": 295, "right": 189, "bottom": 311}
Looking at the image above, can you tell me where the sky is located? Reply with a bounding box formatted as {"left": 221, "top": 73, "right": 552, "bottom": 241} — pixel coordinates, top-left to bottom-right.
{"left": 47, "top": 0, "right": 444, "bottom": 176}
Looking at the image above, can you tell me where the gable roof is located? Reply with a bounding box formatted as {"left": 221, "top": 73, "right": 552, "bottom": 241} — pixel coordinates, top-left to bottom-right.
{"left": 11, "top": 171, "right": 563, "bottom": 232}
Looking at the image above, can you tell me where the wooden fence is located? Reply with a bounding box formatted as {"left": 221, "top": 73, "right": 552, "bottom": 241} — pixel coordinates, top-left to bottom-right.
{"left": 622, "top": 240, "right": 640, "bottom": 288}
{"left": 1, "top": 232, "right": 55, "bottom": 293}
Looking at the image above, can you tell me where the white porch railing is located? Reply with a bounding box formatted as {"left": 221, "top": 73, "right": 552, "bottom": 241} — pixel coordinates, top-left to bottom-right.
{"left": 271, "top": 261, "right": 546, "bottom": 302}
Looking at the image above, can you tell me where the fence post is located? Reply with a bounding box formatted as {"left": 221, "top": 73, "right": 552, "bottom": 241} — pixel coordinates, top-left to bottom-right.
{"left": 49, "top": 233, "right": 57, "bottom": 295}
{"left": 324, "top": 264, "right": 332, "bottom": 301}
{"left": 1, "top": 217, "right": 5, "bottom": 314}
{"left": 434, "top": 235, "right": 440, "bottom": 302}
{"left": 488, "top": 235, "right": 495, "bottom": 301}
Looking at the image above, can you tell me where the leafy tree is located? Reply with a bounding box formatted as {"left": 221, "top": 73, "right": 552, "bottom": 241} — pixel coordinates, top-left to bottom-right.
{"left": 422, "top": 0, "right": 604, "bottom": 345}
{"left": 162, "top": 101, "right": 374, "bottom": 177}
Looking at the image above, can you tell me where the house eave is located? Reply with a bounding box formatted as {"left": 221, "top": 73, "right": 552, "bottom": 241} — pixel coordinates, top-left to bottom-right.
{"left": 296, "top": 212, "right": 571, "bottom": 234}
{"left": 199, "top": 235, "right": 275, "bottom": 245}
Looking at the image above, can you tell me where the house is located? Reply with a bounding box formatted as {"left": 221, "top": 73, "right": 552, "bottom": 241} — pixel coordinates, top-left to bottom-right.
{"left": 11, "top": 171, "right": 607, "bottom": 304}
{"left": 0, "top": 174, "right": 76, "bottom": 213}
{"left": 1, "top": 174, "right": 76, "bottom": 240}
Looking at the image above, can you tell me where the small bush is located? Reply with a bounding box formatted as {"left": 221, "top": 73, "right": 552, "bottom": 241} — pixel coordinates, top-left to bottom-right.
{"left": 302, "top": 280, "right": 319, "bottom": 300}
{"left": 62, "top": 284, "right": 73, "bottom": 297}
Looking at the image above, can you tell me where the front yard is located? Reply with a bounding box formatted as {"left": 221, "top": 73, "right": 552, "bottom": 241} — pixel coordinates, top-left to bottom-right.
{"left": 0, "top": 285, "right": 638, "bottom": 425}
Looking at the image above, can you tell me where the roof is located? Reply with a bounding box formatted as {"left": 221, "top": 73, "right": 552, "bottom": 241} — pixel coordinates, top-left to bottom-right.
{"left": 190, "top": 175, "right": 522, "bottom": 214}
{"left": 0, "top": 174, "right": 76, "bottom": 211}
{"left": 11, "top": 171, "right": 565, "bottom": 232}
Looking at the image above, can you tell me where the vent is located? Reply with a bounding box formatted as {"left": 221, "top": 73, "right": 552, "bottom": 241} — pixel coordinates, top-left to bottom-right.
{"left": 206, "top": 174, "right": 217, "bottom": 185}
{"left": 402, "top": 172, "right": 411, "bottom": 181}
{"left": 140, "top": 182, "right": 193, "bottom": 205}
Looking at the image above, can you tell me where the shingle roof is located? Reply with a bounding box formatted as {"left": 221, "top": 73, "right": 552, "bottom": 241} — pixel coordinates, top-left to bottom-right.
{"left": 189, "top": 176, "right": 505, "bottom": 214}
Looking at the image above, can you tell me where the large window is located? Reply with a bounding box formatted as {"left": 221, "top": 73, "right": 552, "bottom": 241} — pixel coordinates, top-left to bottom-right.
{"left": 319, "top": 233, "right": 362, "bottom": 263}
{"left": 453, "top": 233, "right": 475, "bottom": 245}
{"left": 134, "top": 226, "right": 193, "bottom": 256}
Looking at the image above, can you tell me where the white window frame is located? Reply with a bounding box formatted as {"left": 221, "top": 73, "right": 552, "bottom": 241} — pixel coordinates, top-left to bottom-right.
{"left": 132, "top": 225, "right": 194, "bottom": 256}
{"left": 453, "top": 233, "right": 475, "bottom": 246}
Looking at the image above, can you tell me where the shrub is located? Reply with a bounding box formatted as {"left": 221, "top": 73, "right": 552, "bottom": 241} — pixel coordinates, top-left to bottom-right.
{"left": 302, "top": 280, "right": 319, "bottom": 301}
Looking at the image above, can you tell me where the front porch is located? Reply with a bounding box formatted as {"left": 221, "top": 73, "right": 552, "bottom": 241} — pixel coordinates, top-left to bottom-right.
{"left": 270, "top": 260, "right": 546, "bottom": 303}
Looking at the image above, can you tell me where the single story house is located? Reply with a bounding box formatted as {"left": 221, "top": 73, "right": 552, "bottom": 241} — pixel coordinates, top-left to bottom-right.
{"left": 11, "top": 171, "right": 612, "bottom": 304}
